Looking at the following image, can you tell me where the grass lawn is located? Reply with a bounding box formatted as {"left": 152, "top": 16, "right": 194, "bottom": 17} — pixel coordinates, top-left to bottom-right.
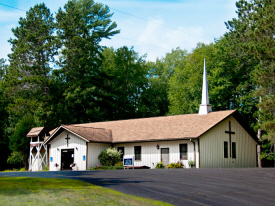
{"left": 0, "top": 177, "right": 171, "bottom": 206}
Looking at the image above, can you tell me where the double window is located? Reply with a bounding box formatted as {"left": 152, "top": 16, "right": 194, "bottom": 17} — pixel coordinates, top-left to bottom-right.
{"left": 134, "top": 146, "right": 141, "bottom": 160}
{"left": 179, "top": 144, "right": 187, "bottom": 160}
{"left": 224, "top": 141, "right": 236, "bottom": 159}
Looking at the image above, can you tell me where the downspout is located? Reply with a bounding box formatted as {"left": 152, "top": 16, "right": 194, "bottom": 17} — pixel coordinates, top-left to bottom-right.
{"left": 198, "top": 138, "right": 200, "bottom": 168}
{"left": 190, "top": 139, "right": 196, "bottom": 167}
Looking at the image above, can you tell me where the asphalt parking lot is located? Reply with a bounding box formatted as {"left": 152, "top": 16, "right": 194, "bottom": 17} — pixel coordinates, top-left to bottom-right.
{"left": 1, "top": 168, "right": 274, "bottom": 206}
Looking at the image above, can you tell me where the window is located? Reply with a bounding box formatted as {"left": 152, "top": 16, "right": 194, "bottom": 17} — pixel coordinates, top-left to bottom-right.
{"left": 224, "top": 142, "right": 228, "bottom": 158}
{"left": 179, "top": 144, "right": 187, "bottom": 160}
{"left": 117, "top": 147, "right": 124, "bottom": 160}
{"left": 134, "top": 146, "right": 141, "bottom": 160}
{"left": 232, "top": 142, "right": 236, "bottom": 158}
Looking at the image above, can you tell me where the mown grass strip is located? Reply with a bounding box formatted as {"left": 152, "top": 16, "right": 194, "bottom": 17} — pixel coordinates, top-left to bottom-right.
{"left": 0, "top": 177, "right": 172, "bottom": 206}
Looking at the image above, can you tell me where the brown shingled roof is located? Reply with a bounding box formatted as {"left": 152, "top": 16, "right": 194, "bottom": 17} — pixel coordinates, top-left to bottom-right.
{"left": 68, "top": 110, "right": 237, "bottom": 143}
{"left": 64, "top": 125, "right": 112, "bottom": 142}
{"left": 27, "top": 127, "right": 48, "bottom": 137}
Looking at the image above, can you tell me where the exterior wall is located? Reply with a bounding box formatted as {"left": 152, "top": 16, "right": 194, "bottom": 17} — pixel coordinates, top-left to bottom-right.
{"left": 114, "top": 140, "right": 198, "bottom": 168}
{"left": 48, "top": 130, "right": 87, "bottom": 171}
{"left": 87, "top": 143, "right": 111, "bottom": 168}
{"left": 199, "top": 116, "right": 257, "bottom": 168}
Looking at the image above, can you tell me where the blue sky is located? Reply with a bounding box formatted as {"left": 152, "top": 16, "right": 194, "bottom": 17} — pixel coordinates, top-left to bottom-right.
{"left": 0, "top": 0, "right": 237, "bottom": 62}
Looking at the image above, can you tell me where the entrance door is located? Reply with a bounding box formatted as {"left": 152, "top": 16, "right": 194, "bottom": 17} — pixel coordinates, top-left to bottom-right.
{"left": 61, "top": 149, "right": 74, "bottom": 170}
{"left": 161, "top": 148, "right": 169, "bottom": 165}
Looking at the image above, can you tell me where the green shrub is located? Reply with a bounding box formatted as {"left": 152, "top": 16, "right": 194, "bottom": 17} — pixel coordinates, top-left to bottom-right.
{"left": 155, "top": 162, "right": 165, "bottom": 169}
{"left": 7, "top": 151, "right": 24, "bottom": 168}
{"left": 98, "top": 148, "right": 122, "bottom": 166}
{"left": 44, "top": 165, "right": 49, "bottom": 171}
{"left": 167, "top": 161, "right": 183, "bottom": 169}
{"left": 114, "top": 161, "right": 123, "bottom": 167}
{"left": 89, "top": 166, "right": 124, "bottom": 170}
{"left": 188, "top": 160, "right": 196, "bottom": 167}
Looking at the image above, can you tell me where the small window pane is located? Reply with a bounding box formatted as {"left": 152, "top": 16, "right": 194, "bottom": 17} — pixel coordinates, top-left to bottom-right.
{"left": 224, "top": 142, "right": 228, "bottom": 158}
{"left": 232, "top": 142, "right": 236, "bottom": 158}
{"left": 180, "top": 144, "right": 187, "bottom": 160}
{"left": 134, "top": 146, "right": 141, "bottom": 160}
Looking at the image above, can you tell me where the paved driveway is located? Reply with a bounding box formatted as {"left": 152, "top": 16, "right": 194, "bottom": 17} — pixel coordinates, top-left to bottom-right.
{"left": 1, "top": 168, "right": 274, "bottom": 206}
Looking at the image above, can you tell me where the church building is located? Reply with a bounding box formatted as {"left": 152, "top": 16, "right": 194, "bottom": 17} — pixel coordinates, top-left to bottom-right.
{"left": 27, "top": 60, "right": 258, "bottom": 171}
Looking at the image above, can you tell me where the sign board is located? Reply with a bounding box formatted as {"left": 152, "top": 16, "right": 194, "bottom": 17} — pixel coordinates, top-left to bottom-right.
{"left": 123, "top": 155, "right": 134, "bottom": 167}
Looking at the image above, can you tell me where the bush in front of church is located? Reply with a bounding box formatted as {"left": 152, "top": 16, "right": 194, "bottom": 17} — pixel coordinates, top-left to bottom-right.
{"left": 98, "top": 148, "right": 122, "bottom": 166}
{"left": 155, "top": 162, "right": 165, "bottom": 169}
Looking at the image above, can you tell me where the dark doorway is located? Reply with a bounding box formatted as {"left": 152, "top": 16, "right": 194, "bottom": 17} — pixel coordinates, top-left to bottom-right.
{"left": 61, "top": 149, "right": 74, "bottom": 170}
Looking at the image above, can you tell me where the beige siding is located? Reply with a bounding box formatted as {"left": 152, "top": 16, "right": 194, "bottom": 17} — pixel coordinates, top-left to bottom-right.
{"left": 115, "top": 140, "right": 198, "bottom": 168}
{"left": 49, "top": 130, "right": 87, "bottom": 171}
{"left": 87, "top": 143, "right": 111, "bottom": 168}
{"left": 199, "top": 116, "right": 257, "bottom": 168}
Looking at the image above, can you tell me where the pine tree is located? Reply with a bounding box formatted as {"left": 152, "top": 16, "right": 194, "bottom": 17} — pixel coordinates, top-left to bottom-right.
{"left": 225, "top": 0, "right": 275, "bottom": 167}
{"left": 55, "top": 0, "right": 119, "bottom": 123}
{"left": 6, "top": 3, "right": 56, "bottom": 124}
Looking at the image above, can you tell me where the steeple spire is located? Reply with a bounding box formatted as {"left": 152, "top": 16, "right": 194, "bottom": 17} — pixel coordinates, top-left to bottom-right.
{"left": 199, "top": 59, "right": 212, "bottom": 115}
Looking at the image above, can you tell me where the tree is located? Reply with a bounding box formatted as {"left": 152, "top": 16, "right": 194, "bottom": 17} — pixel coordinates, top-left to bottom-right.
{"left": 225, "top": 0, "right": 275, "bottom": 167}
{"left": 55, "top": 0, "right": 119, "bottom": 123}
{"left": 9, "top": 115, "right": 35, "bottom": 169}
{"left": 6, "top": 3, "right": 56, "bottom": 128}
{"left": 167, "top": 44, "right": 216, "bottom": 115}
{"left": 0, "top": 59, "right": 10, "bottom": 171}
{"left": 146, "top": 47, "right": 187, "bottom": 116}
{"left": 101, "top": 46, "right": 149, "bottom": 120}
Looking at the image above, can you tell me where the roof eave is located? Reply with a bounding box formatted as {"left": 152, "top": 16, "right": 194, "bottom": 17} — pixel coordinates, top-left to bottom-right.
{"left": 112, "top": 137, "right": 197, "bottom": 144}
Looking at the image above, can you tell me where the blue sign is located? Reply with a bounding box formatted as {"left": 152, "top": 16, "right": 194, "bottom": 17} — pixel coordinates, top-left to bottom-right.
{"left": 123, "top": 155, "right": 134, "bottom": 166}
{"left": 124, "top": 158, "right": 132, "bottom": 166}
{"left": 83, "top": 155, "right": 86, "bottom": 161}
{"left": 50, "top": 157, "right": 53, "bottom": 162}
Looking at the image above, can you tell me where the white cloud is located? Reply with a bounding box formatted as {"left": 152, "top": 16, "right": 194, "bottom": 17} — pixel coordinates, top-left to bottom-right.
{"left": 137, "top": 16, "right": 210, "bottom": 61}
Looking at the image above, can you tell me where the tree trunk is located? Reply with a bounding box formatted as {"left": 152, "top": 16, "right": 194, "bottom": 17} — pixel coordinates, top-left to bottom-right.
{"left": 257, "top": 95, "right": 262, "bottom": 168}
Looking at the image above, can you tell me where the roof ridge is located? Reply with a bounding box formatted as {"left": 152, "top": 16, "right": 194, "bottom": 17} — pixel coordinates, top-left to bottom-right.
{"left": 72, "top": 109, "right": 236, "bottom": 126}
{"left": 63, "top": 125, "right": 111, "bottom": 130}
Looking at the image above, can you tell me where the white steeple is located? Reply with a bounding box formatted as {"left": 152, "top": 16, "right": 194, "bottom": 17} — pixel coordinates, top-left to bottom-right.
{"left": 199, "top": 59, "right": 212, "bottom": 115}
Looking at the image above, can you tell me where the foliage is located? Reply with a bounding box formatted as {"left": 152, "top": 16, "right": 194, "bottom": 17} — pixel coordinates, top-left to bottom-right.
{"left": 188, "top": 160, "right": 196, "bottom": 167}
{"left": 89, "top": 165, "right": 124, "bottom": 170}
{"left": 2, "top": 168, "right": 26, "bottom": 172}
{"left": 114, "top": 161, "right": 123, "bottom": 167}
{"left": 98, "top": 148, "right": 122, "bottom": 166}
{"left": 0, "top": 65, "right": 10, "bottom": 171}
{"left": 9, "top": 115, "right": 35, "bottom": 170}
{"left": 44, "top": 165, "right": 49, "bottom": 171}
{"left": 167, "top": 162, "right": 183, "bottom": 169}
{"left": 101, "top": 46, "right": 149, "bottom": 119}
{"left": 55, "top": 0, "right": 119, "bottom": 124}
{"left": 0, "top": 177, "right": 170, "bottom": 206}
{"left": 224, "top": 0, "right": 275, "bottom": 164}
{"left": 7, "top": 151, "right": 24, "bottom": 168}
{"left": 155, "top": 162, "right": 165, "bottom": 169}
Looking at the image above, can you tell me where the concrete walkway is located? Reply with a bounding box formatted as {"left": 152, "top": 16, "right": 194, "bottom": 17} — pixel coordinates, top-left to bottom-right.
{"left": 1, "top": 168, "right": 274, "bottom": 205}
